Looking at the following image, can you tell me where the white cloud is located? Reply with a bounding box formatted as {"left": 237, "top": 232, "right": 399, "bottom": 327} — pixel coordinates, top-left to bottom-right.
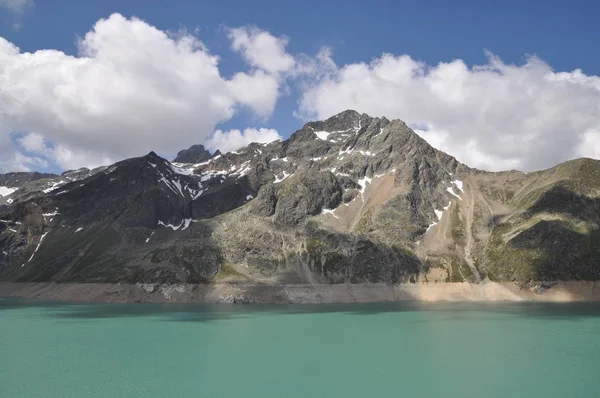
{"left": 577, "top": 129, "right": 600, "bottom": 160}
{"left": 17, "top": 131, "right": 45, "bottom": 153}
{"left": 206, "top": 128, "right": 282, "bottom": 153}
{"left": 299, "top": 51, "right": 600, "bottom": 171}
{"left": 14, "top": 132, "right": 111, "bottom": 171}
{"left": 0, "top": 132, "right": 48, "bottom": 172}
{"left": 14, "top": 152, "right": 48, "bottom": 170}
{"left": 228, "top": 26, "right": 295, "bottom": 74}
{"left": 52, "top": 144, "right": 114, "bottom": 170}
{"left": 229, "top": 70, "right": 280, "bottom": 118}
{"left": 0, "top": 14, "right": 288, "bottom": 171}
{"left": 4, "top": 18, "right": 599, "bottom": 175}
{"left": 0, "top": 0, "right": 31, "bottom": 13}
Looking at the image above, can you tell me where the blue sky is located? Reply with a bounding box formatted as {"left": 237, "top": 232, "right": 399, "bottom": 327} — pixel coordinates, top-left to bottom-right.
{"left": 0, "top": 0, "right": 599, "bottom": 173}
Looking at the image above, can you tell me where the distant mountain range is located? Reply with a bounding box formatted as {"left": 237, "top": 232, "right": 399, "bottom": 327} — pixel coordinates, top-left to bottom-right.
{"left": 1, "top": 110, "right": 599, "bottom": 290}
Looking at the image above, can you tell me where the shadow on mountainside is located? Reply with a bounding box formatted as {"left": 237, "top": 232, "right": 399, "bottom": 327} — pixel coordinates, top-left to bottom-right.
{"left": 297, "top": 226, "right": 422, "bottom": 284}
{"left": 488, "top": 187, "right": 600, "bottom": 281}
{"left": 1, "top": 218, "right": 223, "bottom": 285}
{"left": 0, "top": 152, "right": 260, "bottom": 284}
{"left": 526, "top": 186, "right": 600, "bottom": 224}
{"left": 510, "top": 221, "right": 600, "bottom": 280}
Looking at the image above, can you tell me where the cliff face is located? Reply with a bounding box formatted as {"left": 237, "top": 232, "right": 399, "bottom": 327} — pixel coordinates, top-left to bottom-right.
{"left": 1, "top": 110, "right": 600, "bottom": 285}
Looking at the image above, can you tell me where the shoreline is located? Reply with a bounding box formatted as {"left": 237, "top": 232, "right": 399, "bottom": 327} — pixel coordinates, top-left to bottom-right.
{"left": 1, "top": 281, "right": 600, "bottom": 304}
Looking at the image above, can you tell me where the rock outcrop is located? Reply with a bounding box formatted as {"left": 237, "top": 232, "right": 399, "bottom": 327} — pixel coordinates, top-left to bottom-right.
{"left": 173, "top": 144, "right": 212, "bottom": 164}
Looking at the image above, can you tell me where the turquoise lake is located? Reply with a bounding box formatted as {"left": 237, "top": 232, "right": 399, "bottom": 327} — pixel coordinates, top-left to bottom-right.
{"left": 2, "top": 299, "right": 600, "bottom": 397}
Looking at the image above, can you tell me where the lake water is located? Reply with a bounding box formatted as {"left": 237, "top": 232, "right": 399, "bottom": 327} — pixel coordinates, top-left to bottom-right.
{"left": 2, "top": 299, "right": 600, "bottom": 397}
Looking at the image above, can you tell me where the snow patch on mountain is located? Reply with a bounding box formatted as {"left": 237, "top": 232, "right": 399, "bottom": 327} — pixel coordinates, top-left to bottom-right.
{"left": 357, "top": 150, "right": 375, "bottom": 156}
{"left": 236, "top": 161, "right": 252, "bottom": 178}
{"left": 181, "top": 218, "right": 196, "bottom": 230}
{"left": 321, "top": 207, "right": 339, "bottom": 218}
{"left": 159, "top": 175, "right": 181, "bottom": 196}
{"left": 43, "top": 180, "right": 67, "bottom": 194}
{"left": 447, "top": 186, "right": 462, "bottom": 200}
{"left": 171, "top": 179, "right": 185, "bottom": 197}
{"left": 158, "top": 218, "right": 197, "bottom": 231}
{"left": 339, "top": 147, "right": 354, "bottom": 155}
{"left": 314, "top": 131, "right": 331, "bottom": 140}
{"left": 23, "top": 232, "right": 49, "bottom": 266}
{"left": 274, "top": 171, "right": 291, "bottom": 184}
{"left": 146, "top": 231, "right": 155, "bottom": 243}
{"left": 354, "top": 118, "right": 362, "bottom": 132}
{"left": 0, "top": 186, "right": 17, "bottom": 197}
{"left": 358, "top": 176, "right": 372, "bottom": 198}
{"left": 200, "top": 170, "right": 227, "bottom": 182}
{"left": 170, "top": 164, "right": 195, "bottom": 176}
{"left": 434, "top": 201, "right": 452, "bottom": 220}
{"left": 191, "top": 189, "right": 205, "bottom": 200}
{"left": 156, "top": 167, "right": 205, "bottom": 199}
{"left": 195, "top": 155, "right": 221, "bottom": 166}
{"left": 452, "top": 180, "right": 464, "bottom": 192}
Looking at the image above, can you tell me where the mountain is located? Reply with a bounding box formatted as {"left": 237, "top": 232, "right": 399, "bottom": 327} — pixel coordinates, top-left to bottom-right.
{"left": 1, "top": 110, "right": 600, "bottom": 299}
{"left": 0, "top": 167, "right": 107, "bottom": 206}
{"left": 173, "top": 144, "right": 213, "bottom": 164}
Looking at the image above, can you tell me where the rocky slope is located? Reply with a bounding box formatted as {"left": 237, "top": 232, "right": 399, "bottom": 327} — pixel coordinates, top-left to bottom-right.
{"left": 0, "top": 167, "right": 106, "bottom": 205}
{"left": 1, "top": 110, "right": 600, "bottom": 289}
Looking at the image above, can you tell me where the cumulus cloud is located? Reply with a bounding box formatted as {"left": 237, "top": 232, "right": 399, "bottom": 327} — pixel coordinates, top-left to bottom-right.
{"left": 13, "top": 132, "right": 112, "bottom": 171}
{"left": 228, "top": 70, "right": 280, "bottom": 118}
{"left": 206, "top": 128, "right": 282, "bottom": 153}
{"left": 0, "top": 131, "right": 49, "bottom": 172}
{"left": 3, "top": 17, "right": 599, "bottom": 175}
{"left": 299, "top": 51, "right": 600, "bottom": 171}
{"left": 0, "top": 13, "right": 292, "bottom": 171}
{"left": 228, "top": 26, "right": 295, "bottom": 74}
{"left": 577, "top": 130, "right": 600, "bottom": 160}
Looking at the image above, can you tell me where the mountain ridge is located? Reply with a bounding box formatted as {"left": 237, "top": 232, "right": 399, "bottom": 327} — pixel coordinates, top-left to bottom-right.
{"left": 1, "top": 109, "right": 599, "bottom": 300}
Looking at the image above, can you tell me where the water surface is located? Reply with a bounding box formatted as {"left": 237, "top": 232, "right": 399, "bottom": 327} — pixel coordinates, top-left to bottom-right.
{"left": 2, "top": 299, "right": 600, "bottom": 397}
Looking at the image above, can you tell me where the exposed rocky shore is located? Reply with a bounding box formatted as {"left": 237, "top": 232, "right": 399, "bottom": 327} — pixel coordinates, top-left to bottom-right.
{"left": 2, "top": 281, "right": 599, "bottom": 304}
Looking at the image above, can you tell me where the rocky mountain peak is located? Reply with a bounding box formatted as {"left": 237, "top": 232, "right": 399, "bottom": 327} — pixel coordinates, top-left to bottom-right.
{"left": 173, "top": 144, "right": 212, "bottom": 164}
{"left": 303, "top": 109, "right": 371, "bottom": 135}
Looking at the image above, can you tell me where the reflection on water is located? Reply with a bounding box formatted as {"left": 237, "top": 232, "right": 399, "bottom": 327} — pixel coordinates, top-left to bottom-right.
{"left": 2, "top": 298, "right": 600, "bottom": 322}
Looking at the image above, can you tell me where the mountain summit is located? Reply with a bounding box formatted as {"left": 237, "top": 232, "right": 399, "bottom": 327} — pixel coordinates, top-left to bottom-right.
{"left": 173, "top": 144, "right": 213, "bottom": 164}
{"left": 1, "top": 110, "right": 600, "bottom": 297}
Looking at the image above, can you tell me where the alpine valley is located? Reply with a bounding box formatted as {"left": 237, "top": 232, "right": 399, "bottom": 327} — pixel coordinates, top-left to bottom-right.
{"left": 2, "top": 110, "right": 600, "bottom": 303}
